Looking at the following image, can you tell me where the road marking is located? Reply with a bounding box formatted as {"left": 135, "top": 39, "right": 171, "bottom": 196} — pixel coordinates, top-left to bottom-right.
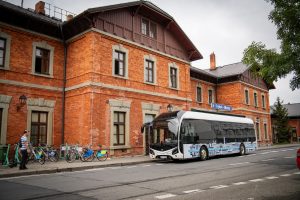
{"left": 183, "top": 189, "right": 204, "bottom": 194}
{"left": 142, "top": 165, "right": 151, "bottom": 167}
{"left": 266, "top": 176, "right": 279, "bottom": 180}
{"left": 155, "top": 194, "right": 177, "bottom": 199}
{"left": 229, "top": 162, "right": 249, "bottom": 166}
{"left": 280, "top": 174, "right": 291, "bottom": 177}
{"left": 260, "top": 152, "right": 271, "bottom": 155}
{"left": 210, "top": 185, "right": 229, "bottom": 189}
{"left": 281, "top": 150, "right": 287, "bottom": 152}
{"left": 284, "top": 156, "right": 295, "bottom": 159}
{"left": 126, "top": 166, "right": 137, "bottom": 168}
{"left": 246, "top": 154, "right": 256, "bottom": 157}
{"left": 156, "top": 164, "right": 164, "bottom": 166}
{"left": 271, "top": 151, "right": 279, "bottom": 153}
{"left": 294, "top": 172, "right": 300, "bottom": 175}
{"left": 286, "top": 148, "right": 295, "bottom": 151}
{"left": 249, "top": 179, "right": 264, "bottom": 182}
{"left": 233, "top": 182, "right": 247, "bottom": 185}
{"left": 261, "top": 159, "right": 275, "bottom": 161}
{"left": 84, "top": 168, "right": 105, "bottom": 172}
{"left": 109, "top": 167, "right": 122, "bottom": 169}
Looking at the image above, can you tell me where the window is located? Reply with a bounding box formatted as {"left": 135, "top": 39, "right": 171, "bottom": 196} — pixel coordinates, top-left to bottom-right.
{"left": 196, "top": 86, "right": 202, "bottom": 102}
{"left": 245, "top": 89, "right": 249, "bottom": 105}
{"left": 35, "top": 47, "right": 50, "bottom": 75}
{"left": 0, "top": 108, "right": 2, "bottom": 141}
{"left": 145, "top": 59, "right": 154, "bottom": 83}
{"left": 0, "top": 38, "right": 6, "bottom": 68}
{"left": 208, "top": 89, "right": 213, "bottom": 104}
{"left": 141, "top": 18, "right": 157, "bottom": 39}
{"left": 262, "top": 94, "right": 266, "bottom": 108}
{"left": 31, "top": 111, "right": 48, "bottom": 146}
{"left": 256, "top": 122, "right": 260, "bottom": 140}
{"left": 113, "top": 112, "right": 125, "bottom": 145}
{"left": 170, "top": 67, "right": 177, "bottom": 88}
{"left": 264, "top": 123, "right": 268, "bottom": 140}
{"left": 114, "top": 50, "right": 125, "bottom": 77}
{"left": 254, "top": 92, "right": 258, "bottom": 107}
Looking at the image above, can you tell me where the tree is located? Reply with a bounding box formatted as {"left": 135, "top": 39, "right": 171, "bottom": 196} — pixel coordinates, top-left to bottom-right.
{"left": 272, "top": 97, "right": 290, "bottom": 143}
{"left": 242, "top": 0, "right": 300, "bottom": 90}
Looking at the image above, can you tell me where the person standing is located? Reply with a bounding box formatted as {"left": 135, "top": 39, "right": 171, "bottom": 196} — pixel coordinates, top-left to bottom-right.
{"left": 19, "top": 130, "right": 29, "bottom": 170}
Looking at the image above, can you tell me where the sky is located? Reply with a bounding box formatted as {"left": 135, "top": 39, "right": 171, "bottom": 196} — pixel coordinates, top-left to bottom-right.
{"left": 7, "top": 0, "right": 300, "bottom": 105}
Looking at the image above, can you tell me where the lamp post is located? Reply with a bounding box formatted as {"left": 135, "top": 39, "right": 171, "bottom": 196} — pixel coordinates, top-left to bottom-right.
{"left": 17, "top": 94, "right": 27, "bottom": 111}
{"left": 167, "top": 104, "right": 173, "bottom": 112}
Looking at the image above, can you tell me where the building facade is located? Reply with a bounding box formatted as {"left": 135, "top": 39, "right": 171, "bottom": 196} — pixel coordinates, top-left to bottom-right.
{"left": 0, "top": 1, "right": 274, "bottom": 158}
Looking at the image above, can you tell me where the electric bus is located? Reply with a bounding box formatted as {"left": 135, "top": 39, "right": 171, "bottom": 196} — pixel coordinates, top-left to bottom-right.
{"left": 142, "top": 110, "right": 257, "bottom": 160}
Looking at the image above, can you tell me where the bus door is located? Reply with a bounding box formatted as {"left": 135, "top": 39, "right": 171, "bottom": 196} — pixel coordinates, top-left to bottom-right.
{"left": 144, "top": 114, "right": 156, "bottom": 155}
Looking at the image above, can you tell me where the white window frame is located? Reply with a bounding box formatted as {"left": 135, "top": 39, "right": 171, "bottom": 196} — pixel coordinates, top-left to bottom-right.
{"left": 0, "top": 95, "right": 12, "bottom": 145}
{"left": 208, "top": 88, "right": 215, "bottom": 104}
{"left": 168, "top": 62, "right": 179, "bottom": 90}
{"left": 144, "top": 55, "right": 157, "bottom": 85}
{"left": 263, "top": 122, "right": 268, "bottom": 140}
{"left": 26, "top": 98, "right": 55, "bottom": 145}
{"left": 112, "top": 44, "right": 129, "bottom": 79}
{"left": 261, "top": 94, "right": 266, "bottom": 109}
{"left": 196, "top": 83, "right": 203, "bottom": 103}
{"left": 244, "top": 88, "right": 250, "bottom": 105}
{"left": 108, "top": 99, "right": 131, "bottom": 155}
{"left": 32, "top": 41, "right": 54, "bottom": 78}
{"left": 254, "top": 91, "right": 258, "bottom": 107}
{"left": 0, "top": 31, "right": 11, "bottom": 70}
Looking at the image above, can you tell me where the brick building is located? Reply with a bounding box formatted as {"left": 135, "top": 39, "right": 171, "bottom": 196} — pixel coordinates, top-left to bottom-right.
{"left": 0, "top": 1, "right": 274, "bottom": 157}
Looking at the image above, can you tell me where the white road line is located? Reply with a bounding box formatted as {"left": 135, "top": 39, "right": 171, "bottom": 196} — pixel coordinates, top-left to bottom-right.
{"left": 229, "top": 162, "right": 249, "bottom": 166}
{"left": 183, "top": 189, "right": 204, "bottom": 194}
{"left": 109, "top": 167, "right": 122, "bottom": 169}
{"left": 156, "top": 164, "right": 164, "bottom": 166}
{"left": 233, "top": 182, "right": 247, "bottom": 185}
{"left": 284, "top": 156, "right": 295, "bottom": 159}
{"left": 271, "top": 151, "right": 279, "bottom": 153}
{"left": 294, "top": 172, "right": 300, "bottom": 175}
{"left": 260, "top": 152, "right": 271, "bottom": 155}
{"left": 210, "top": 185, "right": 229, "bottom": 189}
{"left": 155, "top": 194, "right": 177, "bottom": 199}
{"left": 84, "top": 168, "right": 105, "bottom": 172}
{"left": 261, "top": 159, "right": 275, "bottom": 162}
{"left": 142, "top": 165, "right": 151, "bottom": 167}
{"left": 249, "top": 179, "right": 264, "bottom": 182}
{"left": 266, "top": 176, "right": 279, "bottom": 180}
{"left": 280, "top": 174, "right": 291, "bottom": 177}
{"left": 286, "top": 148, "right": 295, "bottom": 151}
{"left": 126, "top": 166, "right": 137, "bottom": 168}
{"left": 281, "top": 150, "right": 287, "bottom": 152}
{"left": 246, "top": 154, "right": 256, "bottom": 157}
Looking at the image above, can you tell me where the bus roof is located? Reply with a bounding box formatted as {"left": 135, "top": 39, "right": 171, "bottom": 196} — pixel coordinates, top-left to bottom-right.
{"left": 182, "top": 111, "right": 254, "bottom": 124}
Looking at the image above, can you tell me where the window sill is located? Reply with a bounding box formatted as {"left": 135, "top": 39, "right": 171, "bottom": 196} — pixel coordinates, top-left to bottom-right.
{"left": 32, "top": 73, "right": 53, "bottom": 79}
{"left": 0, "top": 67, "right": 10, "bottom": 71}
{"left": 169, "top": 86, "right": 180, "bottom": 91}
{"left": 113, "top": 74, "right": 128, "bottom": 80}
{"left": 110, "top": 145, "right": 131, "bottom": 150}
{"left": 144, "top": 81, "right": 157, "bottom": 86}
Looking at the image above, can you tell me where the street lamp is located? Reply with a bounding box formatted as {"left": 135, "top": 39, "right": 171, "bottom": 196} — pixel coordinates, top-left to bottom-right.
{"left": 17, "top": 94, "right": 27, "bottom": 111}
{"left": 167, "top": 104, "right": 173, "bottom": 112}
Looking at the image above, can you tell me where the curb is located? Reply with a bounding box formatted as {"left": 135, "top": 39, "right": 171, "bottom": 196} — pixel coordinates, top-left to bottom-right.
{"left": 0, "top": 159, "right": 154, "bottom": 179}
{"left": 257, "top": 144, "right": 300, "bottom": 151}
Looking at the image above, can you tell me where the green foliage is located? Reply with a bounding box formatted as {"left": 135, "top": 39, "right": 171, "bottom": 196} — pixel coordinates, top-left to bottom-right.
{"left": 272, "top": 97, "right": 290, "bottom": 143}
{"left": 243, "top": 0, "right": 300, "bottom": 90}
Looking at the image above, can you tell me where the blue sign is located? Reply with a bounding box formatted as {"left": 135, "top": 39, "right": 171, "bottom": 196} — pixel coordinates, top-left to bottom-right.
{"left": 211, "top": 103, "right": 232, "bottom": 111}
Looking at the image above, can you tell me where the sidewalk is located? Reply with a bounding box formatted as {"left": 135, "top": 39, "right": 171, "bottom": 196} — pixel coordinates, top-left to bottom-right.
{"left": 1, "top": 143, "right": 299, "bottom": 178}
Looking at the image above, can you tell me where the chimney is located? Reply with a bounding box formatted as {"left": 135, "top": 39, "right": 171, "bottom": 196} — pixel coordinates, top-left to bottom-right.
{"left": 35, "top": 1, "right": 45, "bottom": 15}
{"left": 66, "top": 14, "right": 74, "bottom": 21}
{"left": 210, "top": 52, "right": 216, "bottom": 70}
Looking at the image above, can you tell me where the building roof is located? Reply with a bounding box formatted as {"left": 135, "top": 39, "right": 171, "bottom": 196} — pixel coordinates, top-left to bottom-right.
{"left": 271, "top": 103, "right": 300, "bottom": 118}
{"left": 204, "top": 62, "right": 250, "bottom": 78}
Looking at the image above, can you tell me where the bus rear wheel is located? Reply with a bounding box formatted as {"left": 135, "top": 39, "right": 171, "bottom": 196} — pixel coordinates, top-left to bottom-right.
{"left": 239, "top": 144, "right": 246, "bottom": 156}
{"left": 200, "top": 146, "right": 208, "bottom": 161}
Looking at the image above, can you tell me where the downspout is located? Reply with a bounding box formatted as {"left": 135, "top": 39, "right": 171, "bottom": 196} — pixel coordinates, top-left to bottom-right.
{"left": 60, "top": 24, "right": 67, "bottom": 145}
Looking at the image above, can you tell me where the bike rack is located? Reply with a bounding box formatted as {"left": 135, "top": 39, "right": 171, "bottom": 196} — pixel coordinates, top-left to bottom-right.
{"left": 2, "top": 144, "right": 10, "bottom": 167}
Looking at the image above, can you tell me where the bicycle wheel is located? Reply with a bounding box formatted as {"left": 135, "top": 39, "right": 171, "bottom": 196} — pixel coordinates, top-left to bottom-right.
{"left": 38, "top": 153, "right": 45, "bottom": 165}
{"left": 97, "top": 152, "right": 108, "bottom": 161}
{"left": 66, "top": 152, "right": 76, "bottom": 163}
{"left": 49, "top": 151, "right": 59, "bottom": 162}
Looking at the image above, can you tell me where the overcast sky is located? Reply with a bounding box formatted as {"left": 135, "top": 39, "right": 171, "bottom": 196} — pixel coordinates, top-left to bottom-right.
{"left": 7, "top": 0, "right": 300, "bottom": 105}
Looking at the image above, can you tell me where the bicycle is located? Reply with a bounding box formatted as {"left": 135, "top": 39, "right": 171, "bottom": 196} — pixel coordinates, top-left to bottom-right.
{"left": 65, "top": 145, "right": 95, "bottom": 162}
{"left": 8, "top": 143, "right": 21, "bottom": 168}
{"left": 27, "top": 144, "right": 46, "bottom": 165}
{"left": 94, "top": 145, "right": 108, "bottom": 161}
{"left": 40, "top": 144, "right": 59, "bottom": 162}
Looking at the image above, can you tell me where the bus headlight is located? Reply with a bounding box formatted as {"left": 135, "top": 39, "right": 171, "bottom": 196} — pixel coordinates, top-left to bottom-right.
{"left": 149, "top": 149, "right": 154, "bottom": 155}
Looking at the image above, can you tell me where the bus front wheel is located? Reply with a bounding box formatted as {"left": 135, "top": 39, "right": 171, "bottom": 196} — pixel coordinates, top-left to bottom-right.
{"left": 200, "top": 146, "right": 208, "bottom": 161}
{"left": 239, "top": 144, "right": 246, "bottom": 156}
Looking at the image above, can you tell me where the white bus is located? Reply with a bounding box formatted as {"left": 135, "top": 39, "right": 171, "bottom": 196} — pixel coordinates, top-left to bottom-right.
{"left": 143, "top": 110, "right": 257, "bottom": 160}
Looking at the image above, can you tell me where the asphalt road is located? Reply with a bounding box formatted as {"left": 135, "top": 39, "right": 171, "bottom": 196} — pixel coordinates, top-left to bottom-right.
{"left": 0, "top": 146, "right": 299, "bottom": 200}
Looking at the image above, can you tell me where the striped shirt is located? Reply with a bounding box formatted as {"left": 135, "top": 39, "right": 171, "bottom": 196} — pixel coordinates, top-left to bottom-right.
{"left": 20, "top": 135, "right": 28, "bottom": 150}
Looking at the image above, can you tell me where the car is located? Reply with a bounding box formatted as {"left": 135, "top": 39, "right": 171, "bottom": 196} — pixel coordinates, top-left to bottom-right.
{"left": 297, "top": 148, "right": 300, "bottom": 170}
